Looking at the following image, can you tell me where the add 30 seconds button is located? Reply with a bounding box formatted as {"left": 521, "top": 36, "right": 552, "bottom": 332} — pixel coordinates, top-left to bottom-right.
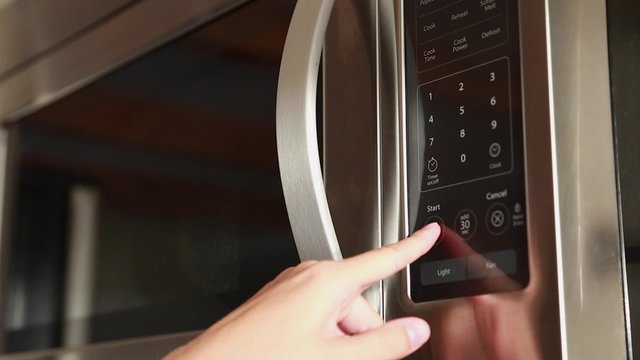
{"left": 454, "top": 209, "right": 477, "bottom": 240}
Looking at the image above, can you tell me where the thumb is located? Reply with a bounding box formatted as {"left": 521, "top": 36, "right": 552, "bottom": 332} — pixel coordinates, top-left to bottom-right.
{"left": 339, "top": 317, "right": 430, "bottom": 360}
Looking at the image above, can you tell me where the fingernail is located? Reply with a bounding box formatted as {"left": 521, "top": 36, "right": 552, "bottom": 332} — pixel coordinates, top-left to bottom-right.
{"left": 424, "top": 222, "right": 440, "bottom": 232}
{"left": 404, "top": 319, "right": 430, "bottom": 350}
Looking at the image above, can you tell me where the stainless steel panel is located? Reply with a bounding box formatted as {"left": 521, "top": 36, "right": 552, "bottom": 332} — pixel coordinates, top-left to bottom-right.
{"left": 0, "top": 0, "right": 251, "bottom": 123}
{"left": 276, "top": 0, "right": 343, "bottom": 261}
{"left": 382, "top": 0, "right": 563, "bottom": 358}
{"left": 547, "top": 0, "right": 628, "bottom": 357}
{"left": 63, "top": 187, "right": 99, "bottom": 347}
{"left": 0, "top": 0, "right": 135, "bottom": 77}
{"left": 0, "top": 129, "right": 18, "bottom": 354}
{"left": 609, "top": 0, "right": 640, "bottom": 355}
{"left": 0, "top": 332, "right": 196, "bottom": 360}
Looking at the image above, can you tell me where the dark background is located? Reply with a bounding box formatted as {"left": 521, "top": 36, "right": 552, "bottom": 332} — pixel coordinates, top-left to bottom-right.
{"left": 1, "top": 0, "right": 300, "bottom": 353}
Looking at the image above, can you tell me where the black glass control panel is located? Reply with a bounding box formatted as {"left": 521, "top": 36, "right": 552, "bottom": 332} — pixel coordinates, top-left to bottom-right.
{"left": 405, "top": 0, "right": 528, "bottom": 302}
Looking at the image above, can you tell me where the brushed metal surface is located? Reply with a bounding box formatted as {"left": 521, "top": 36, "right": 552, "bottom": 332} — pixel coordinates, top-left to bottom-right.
{"left": 323, "top": 0, "right": 382, "bottom": 310}
{"left": 608, "top": 0, "right": 640, "bottom": 355}
{"left": 0, "top": 332, "right": 196, "bottom": 360}
{"left": 276, "top": 0, "right": 343, "bottom": 261}
{"left": 324, "top": 0, "right": 380, "bottom": 266}
{"left": 0, "top": 0, "right": 251, "bottom": 123}
{"left": 381, "top": 0, "right": 563, "bottom": 358}
{"left": 63, "top": 187, "right": 100, "bottom": 348}
{"left": 0, "top": 0, "right": 135, "bottom": 78}
{"left": 546, "top": 0, "right": 628, "bottom": 357}
{"left": 0, "top": 129, "right": 18, "bottom": 354}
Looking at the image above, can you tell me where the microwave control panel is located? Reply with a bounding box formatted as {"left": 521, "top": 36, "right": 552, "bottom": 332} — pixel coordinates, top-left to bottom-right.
{"left": 404, "top": 0, "right": 529, "bottom": 302}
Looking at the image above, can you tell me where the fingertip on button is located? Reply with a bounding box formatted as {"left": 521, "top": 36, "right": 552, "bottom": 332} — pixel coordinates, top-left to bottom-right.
{"left": 425, "top": 216, "right": 445, "bottom": 246}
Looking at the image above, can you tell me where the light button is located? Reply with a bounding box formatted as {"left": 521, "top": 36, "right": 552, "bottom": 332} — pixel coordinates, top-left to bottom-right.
{"left": 420, "top": 258, "right": 466, "bottom": 285}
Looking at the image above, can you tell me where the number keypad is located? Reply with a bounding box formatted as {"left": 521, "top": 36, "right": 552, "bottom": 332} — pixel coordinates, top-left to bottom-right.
{"left": 420, "top": 58, "right": 512, "bottom": 191}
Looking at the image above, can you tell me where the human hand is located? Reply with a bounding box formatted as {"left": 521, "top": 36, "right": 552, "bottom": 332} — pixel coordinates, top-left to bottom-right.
{"left": 164, "top": 223, "right": 441, "bottom": 360}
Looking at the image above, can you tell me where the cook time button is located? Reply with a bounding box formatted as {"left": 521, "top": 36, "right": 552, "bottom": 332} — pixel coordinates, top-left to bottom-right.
{"left": 421, "top": 258, "right": 466, "bottom": 285}
{"left": 419, "top": 44, "right": 441, "bottom": 69}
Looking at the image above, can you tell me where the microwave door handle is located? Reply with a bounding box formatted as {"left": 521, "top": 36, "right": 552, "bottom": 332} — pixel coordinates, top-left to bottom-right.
{"left": 276, "top": 0, "right": 342, "bottom": 261}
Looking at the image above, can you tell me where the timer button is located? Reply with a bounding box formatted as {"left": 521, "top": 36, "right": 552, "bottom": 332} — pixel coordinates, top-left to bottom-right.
{"left": 427, "top": 157, "right": 439, "bottom": 173}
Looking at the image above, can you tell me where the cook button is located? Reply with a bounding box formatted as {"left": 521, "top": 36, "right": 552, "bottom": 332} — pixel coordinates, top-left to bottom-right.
{"left": 420, "top": 258, "right": 466, "bottom": 285}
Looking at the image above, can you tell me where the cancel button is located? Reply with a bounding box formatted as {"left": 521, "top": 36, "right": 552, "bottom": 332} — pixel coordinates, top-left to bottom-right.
{"left": 420, "top": 258, "right": 466, "bottom": 286}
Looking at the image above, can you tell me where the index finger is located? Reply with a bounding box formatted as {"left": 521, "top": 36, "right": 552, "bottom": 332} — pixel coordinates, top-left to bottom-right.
{"left": 340, "top": 222, "right": 441, "bottom": 288}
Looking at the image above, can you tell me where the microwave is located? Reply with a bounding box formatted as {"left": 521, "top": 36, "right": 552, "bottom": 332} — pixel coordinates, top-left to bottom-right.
{"left": 0, "top": 0, "right": 637, "bottom": 359}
